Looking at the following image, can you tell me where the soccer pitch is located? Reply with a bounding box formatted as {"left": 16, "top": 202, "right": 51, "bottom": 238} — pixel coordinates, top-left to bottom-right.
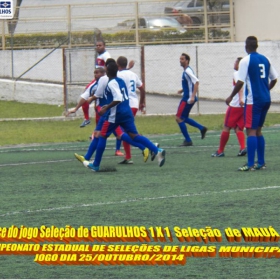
{"left": 0, "top": 127, "right": 280, "bottom": 279}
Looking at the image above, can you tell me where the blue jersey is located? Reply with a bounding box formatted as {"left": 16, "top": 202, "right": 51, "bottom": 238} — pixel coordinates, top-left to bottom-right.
{"left": 181, "top": 66, "right": 199, "bottom": 102}
{"left": 238, "top": 52, "right": 278, "bottom": 105}
{"left": 104, "top": 77, "right": 134, "bottom": 123}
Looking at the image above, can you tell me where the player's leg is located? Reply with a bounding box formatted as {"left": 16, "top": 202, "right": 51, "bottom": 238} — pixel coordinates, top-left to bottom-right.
{"left": 238, "top": 104, "right": 259, "bottom": 171}
{"left": 75, "top": 115, "right": 105, "bottom": 165}
{"left": 88, "top": 121, "right": 116, "bottom": 171}
{"left": 80, "top": 102, "right": 90, "bottom": 127}
{"left": 232, "top": 107, "right": 246, "bottom": 156}
{"left": 185, "top": 118, "right": 207, "bottom": 139}
{"left": 122, "top": 121, "right": 165, "bottom": 167}
{"left": 183, "top": 100, "right": 207, "bottom": 139}
{"left": 212, "top": 126, "right": 230, "bottom": 157}
{"left": 255, "top": 102, "right": 270, "bottom": 169}
{"left": 176, "top": 101, "right": 193, "bottom": 146}
{"left": 212, "top": 107, "right": 231, "bottom": 157}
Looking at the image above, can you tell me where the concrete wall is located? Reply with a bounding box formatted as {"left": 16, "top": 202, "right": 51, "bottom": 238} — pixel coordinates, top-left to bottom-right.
{"left": 1, "top": 41, "right": 280, "bottom": 105}
{"left": 234, "top": 0, "right": 280, "bottom": 41}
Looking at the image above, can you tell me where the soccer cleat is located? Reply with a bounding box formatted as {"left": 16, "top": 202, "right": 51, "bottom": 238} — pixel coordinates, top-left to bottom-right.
{"left": 115, "top": 150, "right": 124, "bottom": 156}
{"left": 118, "top": 159, "right": 133, "bottom": 164}
{"left": 151, "top": 143, "right": 160, "bottom": 161}
{"left": 142, "top": 148, "right": 149, "bottom": 162}
{"left": 238, "top": 165, "right": 255, "bottom": 171}
{"left": 211, "top": 151, "right": 225, "bottom": 157}
{"left": 237, "top": 148, "right": 247, "bottom": 156}
{"left": 74, "top": 153, "right": 86, "bottom": 163}
{"left": 80, "top": 119, "right": 91, "bottom": 127}
{"left": 87, "top": 163, "right": 99, "bottom": 172}
{"left": 179, "top": 140, "right": 193, "bottom": 147}
{"left": 254, "top": 163, "right": 266, "bottom": 170}
{"left": 156, "top": 148, "right": 166, "bottom": 167}
{"left": 200, "top": 127, "right": 208, "bottom": 139}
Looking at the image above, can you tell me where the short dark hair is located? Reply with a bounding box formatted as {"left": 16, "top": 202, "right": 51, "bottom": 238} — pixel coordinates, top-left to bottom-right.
{"left": 181, "top": 53, "right": 190, "bottom": 62}
{"left": 246, "top": 36, "right": 258, "bottom": 51}
{"left": 117, "top": 56, "right": 128, "bottom": 68}
{"left": 106, "top": 62, "right": 118, "bottom": 77}
{"left": 105, "top": 58, "right": 116, "bottom": 66}
{"left": 95, "top": 68, "right": 105, "bottom": 74}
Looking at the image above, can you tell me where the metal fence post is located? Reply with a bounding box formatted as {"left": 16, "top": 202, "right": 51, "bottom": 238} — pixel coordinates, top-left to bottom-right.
{"left": 135, "top": 2, "right": 139, "bottom": 46}
{"left": 1, "top": 20, "right": 5, "bottom": 50}
{"left": 62, "top": 48, "right": 68, "bottom": 113}
{"left": 196, "top": 45, "right": 200, "bottom": 115}
{"left": 203, "top": 0, "right": 208, "bottom": 43}
{"left": 67, "top": 5, "right": 72, "bottom": 49}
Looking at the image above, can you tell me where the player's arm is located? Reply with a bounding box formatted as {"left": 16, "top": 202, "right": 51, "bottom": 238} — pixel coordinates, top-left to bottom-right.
{"left": 186, "top": 69, "right": 199, "bottom": 104}
{"left": 226, "top": 58, "right": 247, "bottom": 105}
{"left": 66, "top": 97, "right": 87, "bottom": 116}
{"left": 226, "top": 81, "right": 244, "bottom": 105}
{"left": 138, "top": 85, "right": 146, "bottom": 111}
{"left": 177, "top": 89, "right": 183, "bottom": 94}
{"left": 270, "top": 79, "right": 277, "bottom": 90}
{"left": 99, "top": 80, "right": 122, "bottom": 116}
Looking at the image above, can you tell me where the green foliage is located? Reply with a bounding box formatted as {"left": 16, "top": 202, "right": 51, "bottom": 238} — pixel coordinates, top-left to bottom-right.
{"left": 2, "top": 28, "right": 230, "bottom": 49}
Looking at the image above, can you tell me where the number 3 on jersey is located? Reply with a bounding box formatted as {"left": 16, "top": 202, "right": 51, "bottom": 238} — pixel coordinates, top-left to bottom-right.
{"left": 259, "top": 64, "right": 266, "bottom": 78}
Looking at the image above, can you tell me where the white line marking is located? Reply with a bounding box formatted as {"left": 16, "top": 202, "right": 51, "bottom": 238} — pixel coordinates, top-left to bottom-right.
{"left": 1, "top": 186, "right": 279, "bottom": 217}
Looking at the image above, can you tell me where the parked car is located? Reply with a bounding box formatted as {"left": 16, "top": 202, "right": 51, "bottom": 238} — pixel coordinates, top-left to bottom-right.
{"left": 130, "top": 17, "right": 187, "bottom": 33}
{"left": 164, "top": 0, "right": 230, "bottom": 25}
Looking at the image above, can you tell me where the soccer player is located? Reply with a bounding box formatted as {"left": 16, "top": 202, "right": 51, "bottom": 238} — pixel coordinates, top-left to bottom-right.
{"left": 116, "top": 56, "right": 149, "bottom": 164}
{"left": 176, "top": 53, "right": 207, "bottom": 146}
{"left": 86, "top": 61, "right": 166, "bottom": 172}
{"left": 212, "top": 57, "right": 247, "bottom": 157}
{"left": 95, "top": 40, "right": 111, "bottom": 68}
{"left": 66, "top": 68, "right": 105, "bottom": 117}
{"left": 79, "top": 40, "right": 111, "bottom": 128}
{"left": 74, "top": 58, "right": 148, "bottom": 164}
{"left": 226, "top": 36, "right": 278, "bottom": 171}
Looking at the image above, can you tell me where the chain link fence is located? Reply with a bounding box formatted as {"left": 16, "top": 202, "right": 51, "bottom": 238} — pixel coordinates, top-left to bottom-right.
{"left": 63, "top": 41, "right": 280, "bottom": 116}
{"left": 1, "top": 0, "right": 280, "bottom": 117}
{"left": 1, "top": 0, "right": 233, "bottom": 49}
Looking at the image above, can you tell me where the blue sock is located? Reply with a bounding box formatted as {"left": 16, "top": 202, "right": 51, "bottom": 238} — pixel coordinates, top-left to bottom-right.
{"left": 257, "top": 135, "right": 265, "bottom": 165}
{"left": 93, "top": 137, "right": 107, "bottom": 167}
{"left": 133, "top": 135, "right": 158, "bottom": 154}
{"left": 185, "top": 118, "right": 204, "bottom": 130}
{"left": 84, "top": 137, "right": 99, "bottom": 160}
{"left": 247, "top": 136, "right": 257, "bottom": 167}
{"left": 121, "top": 133, "right": 145, "bottom": 150}
{"left": 116, "top": 139, "right": 122, "bottom": 151}
{"left": 178, "top": 122, "right": 191, "bottom": 142}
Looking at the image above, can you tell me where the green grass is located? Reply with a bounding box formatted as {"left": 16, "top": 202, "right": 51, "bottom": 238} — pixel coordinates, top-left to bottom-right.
{"left": 1, "top": 128, "right": 280, "bottom": 278}
{"left": 1, "top": 101, "right": 280, "bottom": 278}
{"left": 1, "top": 101, "right": 280, "bottom": 146}
{"left": 0, "top": 101, "right": 64, "bottom": 118}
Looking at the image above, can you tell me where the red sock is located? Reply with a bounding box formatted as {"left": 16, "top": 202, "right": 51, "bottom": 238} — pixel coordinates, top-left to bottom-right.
{"left": 82, "top": 102, "right": 89, "bottom": 120}
{"left": 122, "top": 141, "right": 131, "bottom": 160}
{"left": 218, "top": 131, "right": 230, "bottom": 153}
{"left": 236, "top": 131, "right": 246, "bottom": 150}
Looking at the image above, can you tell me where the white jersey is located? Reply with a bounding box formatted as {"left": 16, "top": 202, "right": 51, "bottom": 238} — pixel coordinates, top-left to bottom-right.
{"left": 229, "top": 71, "right": 243, "bottom": 107}
{"left": 96, "top": 50, "right": 111, "bottom": 68}
{"left": 117, "top": 69, "right": 143, "bottom": 108}
{"left": 237, "top": 53, "right": 278, "bottom": 105}
{"left": 80, "top": 80, "right": 98, "bottom": 101}
{"left": 94, "top": 75, "right": 109, "bottom": 106}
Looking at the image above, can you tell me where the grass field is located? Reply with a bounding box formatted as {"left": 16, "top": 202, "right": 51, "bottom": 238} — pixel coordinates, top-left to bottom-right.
{"left": 1, "top": 126, "right": 280, "bottom": 279}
